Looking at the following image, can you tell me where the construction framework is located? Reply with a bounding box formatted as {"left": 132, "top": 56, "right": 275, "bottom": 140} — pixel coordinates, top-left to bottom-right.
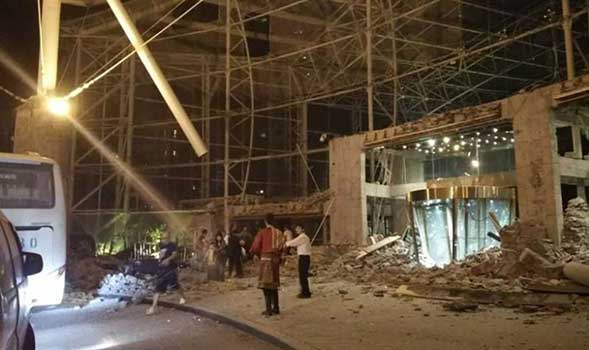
{"left": 48, "top": 0, "right": 589, "bottom": 236}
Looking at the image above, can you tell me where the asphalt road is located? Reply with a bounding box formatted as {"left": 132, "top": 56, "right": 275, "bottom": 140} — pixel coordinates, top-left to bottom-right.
{"left": 31, "top": 299, "right": 283, "bottom": 350}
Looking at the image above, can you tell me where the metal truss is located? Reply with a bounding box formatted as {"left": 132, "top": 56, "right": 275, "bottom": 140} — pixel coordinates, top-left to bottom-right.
{"left": 57, "top": 0, "right": 589, "bottom": 227}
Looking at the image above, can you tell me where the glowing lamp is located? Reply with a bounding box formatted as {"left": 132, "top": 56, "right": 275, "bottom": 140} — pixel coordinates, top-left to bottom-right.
{"left": 47, "top": 97, "right": 71, "bottom": 117}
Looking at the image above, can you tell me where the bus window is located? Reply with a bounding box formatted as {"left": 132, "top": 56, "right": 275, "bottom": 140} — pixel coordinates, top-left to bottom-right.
{"left": 0, "top": 163, "right": 54, "bottom": 209}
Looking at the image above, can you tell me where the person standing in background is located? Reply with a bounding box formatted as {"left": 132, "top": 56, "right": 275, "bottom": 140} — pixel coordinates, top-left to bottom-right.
{"left": 250, "top": 214, "right": 285, "bottom": 317}
{"left": 283, "top": 222, "right": 294, "bottom": 256}
{"left": 227, "top": 224, "right": 244, "bottom": 278}
{"left": 205, "top": 231, "right": 227, "bottom": 281}
{"left": 286, "top": 224, "right": 312, "bottom": 298}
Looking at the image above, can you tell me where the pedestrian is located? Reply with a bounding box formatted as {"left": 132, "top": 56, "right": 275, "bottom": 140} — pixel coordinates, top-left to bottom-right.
{"left": 190, "top": 229, "right": 208, "bottom": 272}
{"left": 211, "top": 231, "right": 227, "bottom": 281}
{"left": 283, "top": 221, "right": 294, "bottom": 256}
{"left": 227, "top": 224, "right": 244, "bottom": 278}
{"left": 250, "top": 213, "right": 285, "bottom": 317}
{"left": 146, "top": 229, "right": 186, "bottom": 315}
{"left": 286, "top": 224, "right": 312, "bottom": 298}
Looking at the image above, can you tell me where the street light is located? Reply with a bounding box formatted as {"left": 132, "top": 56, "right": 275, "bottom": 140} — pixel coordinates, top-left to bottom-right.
{"left": 46, "top": 97, "right": 71, "bottom": 117}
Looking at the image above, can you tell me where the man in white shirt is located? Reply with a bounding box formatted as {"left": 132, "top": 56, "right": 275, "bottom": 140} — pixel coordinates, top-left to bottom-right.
{"left": 285, "top": 224, "right": 312, "bottom": 298}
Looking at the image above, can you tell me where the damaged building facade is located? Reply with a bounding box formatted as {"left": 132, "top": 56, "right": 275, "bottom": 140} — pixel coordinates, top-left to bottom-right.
{"left": 330, "top": 76, "right": 589, "bottom": 267}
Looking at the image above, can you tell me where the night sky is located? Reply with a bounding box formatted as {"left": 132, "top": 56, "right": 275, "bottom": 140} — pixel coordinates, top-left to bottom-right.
{"left": 0, "top": 1, "right": 38, "bottom": 152}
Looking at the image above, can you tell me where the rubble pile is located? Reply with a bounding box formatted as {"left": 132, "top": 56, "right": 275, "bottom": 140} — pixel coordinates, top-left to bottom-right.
{"left": 97, "top": 273, "right": 154, "bottom": 303}
{"left": 66, "top": 257, "right": 111, "bottom": 291}
{"left": 324, "top": 216, "right": 589, "bottom": 292}
{"left": 326, "top": 240, "right": 416, "bottom": 285}
{"left": 562, "top": 197, "right": 589, "bottom": 243}
{"left": 561, "top": 197, "right": 589, "bottom": 262}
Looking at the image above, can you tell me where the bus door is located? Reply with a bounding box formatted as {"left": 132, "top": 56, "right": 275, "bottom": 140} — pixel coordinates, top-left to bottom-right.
{"left": 0, "top": 221, "right": 20, "bottom": 350}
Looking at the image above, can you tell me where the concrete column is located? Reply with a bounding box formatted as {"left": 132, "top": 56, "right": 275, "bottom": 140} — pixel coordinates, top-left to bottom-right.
{"left": 329, "top": 134, "right": 367, "bottom": 245}
{"left": 299, "top": 102, "right": 308, "bottom": 196}
{"left": 572, "top": 126, "right": 583, "bottom": 159}
{"left": 39, "top": 0, "right": 62, "bottom": 94}
{"left": 571, "top": 126, "right": 586, "bottom": 200}
{"left": 505, "top": 88, "right": 563, "bottom": 246}
{"left": 14, "top": 98, "right": 72, "bottom": 200}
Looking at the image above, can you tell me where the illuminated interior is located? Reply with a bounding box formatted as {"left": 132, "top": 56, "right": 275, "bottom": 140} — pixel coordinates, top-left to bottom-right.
{"left": 409, "top": 187, "right": 516, "bottom": 267}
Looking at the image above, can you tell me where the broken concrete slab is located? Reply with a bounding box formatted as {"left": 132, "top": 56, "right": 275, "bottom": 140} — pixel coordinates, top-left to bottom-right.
{"left": 563, "top": 262, "right": 589, "bottom": 287}
{"left": 356, "top": 236, "right": 401, "bottom": 260}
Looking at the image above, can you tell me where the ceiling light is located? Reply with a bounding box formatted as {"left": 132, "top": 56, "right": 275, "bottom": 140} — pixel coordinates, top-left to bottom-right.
{"left": 460, "top": 141, "right": 467, "bottom": 146}
{"left": 402, "top": 145, "right": 408, "bottom": 149}
{"left": 427, "top": 139, "right": 436, "bottom": 147}
{"left": 443, "top": 137, "right": 451, "bottom": 144}
{"left": 493, "top": 128, "right": 498, "bottom": 133}
{"left": 47, "top": 97, "right": 71, "bottom": 117}
{"left": 453, "top": 144, "right": 460, "bottom": 151}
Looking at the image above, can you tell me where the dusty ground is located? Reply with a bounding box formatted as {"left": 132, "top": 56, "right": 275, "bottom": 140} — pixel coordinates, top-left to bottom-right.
{"left": 154, "top": 261, "right": 589, "bottom": 350}
{"left": 33, "top": 299, "right": 282, "bottom": 350}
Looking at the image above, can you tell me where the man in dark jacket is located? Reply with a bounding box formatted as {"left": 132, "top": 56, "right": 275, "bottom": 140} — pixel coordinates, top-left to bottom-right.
{"left": 227, "top": 224, "right": 244, "bottom": 278}
{"left": 146, "top": 229, "right": 186, "bottom": 315}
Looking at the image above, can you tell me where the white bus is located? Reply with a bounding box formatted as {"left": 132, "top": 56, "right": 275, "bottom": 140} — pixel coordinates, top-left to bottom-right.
{"left": 0, "top": 152, "right": 66, "bottom": 306}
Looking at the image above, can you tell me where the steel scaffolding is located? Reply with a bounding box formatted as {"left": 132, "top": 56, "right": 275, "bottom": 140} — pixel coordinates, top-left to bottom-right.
{"left": 56, "top": 0, "right": 589, "bottom": 233}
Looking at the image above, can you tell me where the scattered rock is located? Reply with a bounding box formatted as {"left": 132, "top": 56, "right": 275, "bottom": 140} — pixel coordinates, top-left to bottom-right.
{"left": 519, "top": 305, "right": 541, "bottom": 313}
{"left": 444, "top": 302, "right": 479, "bottom": 313}
{"left": 373, "top": 290, "right": 385, "bottom": 297}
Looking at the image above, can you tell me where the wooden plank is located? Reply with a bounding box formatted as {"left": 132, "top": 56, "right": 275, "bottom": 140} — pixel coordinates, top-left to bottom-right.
{"left": 355, "top": 235, "right": 400, "bottom": 260}
{"left": 394, "top": 285, "right": 463, "bottom": 302}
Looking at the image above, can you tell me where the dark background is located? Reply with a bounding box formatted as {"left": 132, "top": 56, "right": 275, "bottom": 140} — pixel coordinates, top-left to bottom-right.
{"left": 0, "top": 1, "right": 38, "bottom": 152}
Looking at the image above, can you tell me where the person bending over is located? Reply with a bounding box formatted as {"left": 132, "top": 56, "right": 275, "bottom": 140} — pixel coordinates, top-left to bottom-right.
{"left": 146, "top": 229, "right": 186, "bottom": 315}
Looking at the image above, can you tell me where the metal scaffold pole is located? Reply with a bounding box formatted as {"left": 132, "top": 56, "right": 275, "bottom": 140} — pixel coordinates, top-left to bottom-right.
{"left": 224, "top": 0, "right": 231, "bottom": 233}
{"left": 106, "top": 0, "right": 208, "bottom": 157}
{"left": 562, "top": 0, "right": 576, "bottom": 80}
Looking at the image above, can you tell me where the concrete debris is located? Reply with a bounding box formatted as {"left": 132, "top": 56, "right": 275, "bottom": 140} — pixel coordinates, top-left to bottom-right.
{"left": 563, "top": 262, "right": 589, "bottom": 287}
{"left": 324, "top": 218, "right": 589, "bottom": 295}
{"left": 97, "top": 273, "right": 154, "bottom": 304}
{"left": 561, "top": 198, "right": 589, "bottom": 262}
{"left": 67, "top": 257, "right": 113, "bottom": 291}
{"left": 356, "top": 236, "right": 401, "bottom": 260}
{"left": 444, "top": 302, "right": 479, "bottom": 313}
{"left": 562, "top": 197, "right": 589, "bottom": 243}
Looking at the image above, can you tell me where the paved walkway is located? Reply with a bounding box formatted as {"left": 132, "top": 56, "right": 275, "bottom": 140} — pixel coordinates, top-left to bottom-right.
{"left": 178, "top": 278, "right": 589, "bottom": 350}
{"left": 32, "top": 299, "right": 283, "bottom": 350}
